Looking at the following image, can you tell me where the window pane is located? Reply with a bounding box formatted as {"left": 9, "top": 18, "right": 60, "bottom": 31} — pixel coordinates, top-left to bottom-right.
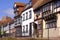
{"left": 29, "top": 23, "right": 32, "bottom": 36}
{"left": 57, "top": 1, "right": 60, "bottom": 7}
{"left": 37, "top": 24, "right": 42, "bottom": 30}
{"left": 26, "top": 25, "right": 28, "bottom": 33}
{"left": 29, "top": 10, "right": 32, "bottom": 19}
{"left": 26, "top": 12, "right": 28, "bottom": 20}
{"left": 46, "top": 23, "right": 49, "bottom": 28}
{"left": 23, "top": 26, "right": 25, "bottom": 33}
{"left": 53, "top": 2, "right": 57, "bottom": 9}
{"left": 23, "top": 14, "right": 25, "bottom": 21}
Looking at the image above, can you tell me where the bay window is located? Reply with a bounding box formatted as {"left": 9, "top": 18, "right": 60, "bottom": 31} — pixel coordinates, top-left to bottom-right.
{"left": 46, "top": 19, "right": 57, "bottom": 28}
{"left": 43, "top": 3, "right": 50, "bottom": 12}
{"left": 43, "top": 3, "right": 51, "bottom": 17}
{"left": 52, "top": 0, "right": 60, "bottom": 13}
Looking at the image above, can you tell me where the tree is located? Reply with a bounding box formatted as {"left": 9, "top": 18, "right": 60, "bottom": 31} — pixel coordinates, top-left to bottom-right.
{"left": 0, "top": 25, "right": 1, "bottom": 37}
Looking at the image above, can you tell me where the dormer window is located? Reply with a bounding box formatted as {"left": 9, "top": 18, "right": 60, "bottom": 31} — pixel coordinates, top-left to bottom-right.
{"left": 14, "top": 4, "right": 16, "bottom": 7}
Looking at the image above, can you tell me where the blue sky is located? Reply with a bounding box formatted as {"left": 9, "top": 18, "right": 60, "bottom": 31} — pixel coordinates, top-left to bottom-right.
{"left": 0, "top": 0, "right": 29, "bottom": 20}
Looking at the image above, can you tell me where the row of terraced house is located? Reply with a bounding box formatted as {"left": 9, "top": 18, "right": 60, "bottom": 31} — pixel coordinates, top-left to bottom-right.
{"left": 1, "top": 0, "right": 60, "bottom": 39}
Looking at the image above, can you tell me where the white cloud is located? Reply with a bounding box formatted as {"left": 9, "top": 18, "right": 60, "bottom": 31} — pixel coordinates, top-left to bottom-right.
{"left": 3, "top": 8, "right": 15, "bottom": 18}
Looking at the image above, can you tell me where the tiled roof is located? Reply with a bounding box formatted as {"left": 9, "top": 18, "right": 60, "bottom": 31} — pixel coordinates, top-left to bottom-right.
{"left": 1, "top": 16, "right": 14, "bottom": 26}
{"left": 14, "top": 2, "right": 26, "bottom": 17}
{"left": 33, "top": 0, "right": 52, "bottom": 10}
{"left": 14, "top": 2, "right": 26, "bottom": 7}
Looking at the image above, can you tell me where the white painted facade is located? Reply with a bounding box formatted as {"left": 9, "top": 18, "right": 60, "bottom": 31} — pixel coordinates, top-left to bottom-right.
{"left": 21, "top": 8, "right": 34, "bottom": 36}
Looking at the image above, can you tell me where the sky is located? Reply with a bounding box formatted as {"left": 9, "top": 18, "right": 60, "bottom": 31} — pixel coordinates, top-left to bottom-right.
{"left": 0, "top": 0, "right": 29, "bottom": 20}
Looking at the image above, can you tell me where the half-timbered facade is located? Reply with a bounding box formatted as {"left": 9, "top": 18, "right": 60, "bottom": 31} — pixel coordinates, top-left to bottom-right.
{"left": 33, "top": 0, "right": 60, "bottom": 38}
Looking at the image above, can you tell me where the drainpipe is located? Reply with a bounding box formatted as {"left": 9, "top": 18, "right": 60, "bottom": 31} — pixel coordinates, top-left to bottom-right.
{"left": 42, "top": 11, "right": 43, "bottom": 38}
{"left": 41, "top": 19, "right": 43, "bottom": 38}
{"left": 48, "top": 28, "right": 49, "bottom": 40}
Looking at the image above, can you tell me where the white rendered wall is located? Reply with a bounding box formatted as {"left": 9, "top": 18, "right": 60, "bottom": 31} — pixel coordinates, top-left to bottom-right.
{"left": 21, "top": 8, "right": 34, "bottom": 36}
